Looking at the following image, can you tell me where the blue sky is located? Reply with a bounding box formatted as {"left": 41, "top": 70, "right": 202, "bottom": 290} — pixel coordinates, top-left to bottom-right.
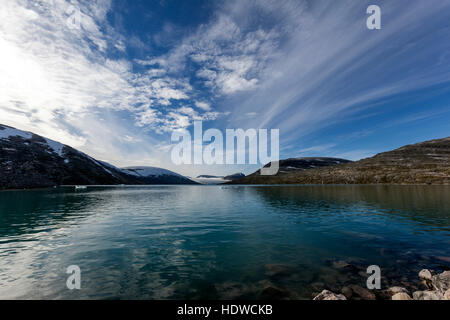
{"left": 1, "top": 0, "right": 450, "bottom": 176}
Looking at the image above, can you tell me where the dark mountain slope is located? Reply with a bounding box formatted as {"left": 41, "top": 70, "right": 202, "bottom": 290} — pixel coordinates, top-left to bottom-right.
{"left": 229, "top": 138, "right": 450, "bottom": 185}
{"left": 0, "top": 124, "right": 197, "bottom": 189}
{"left": 228, "top": 157, "right": 351, "bottom": 184}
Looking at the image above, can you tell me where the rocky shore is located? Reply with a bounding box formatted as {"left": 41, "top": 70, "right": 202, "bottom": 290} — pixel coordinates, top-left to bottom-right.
{"left": 195, "top": 254, "right": 450, "bottom": 300}
{"left": 314, "top": 268, "right": 450, "bottom": 300}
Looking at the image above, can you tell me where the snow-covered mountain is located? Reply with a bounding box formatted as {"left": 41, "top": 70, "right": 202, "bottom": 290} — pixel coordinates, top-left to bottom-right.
{"left": 193, "top": 173, "right": 245, "bottom": 185}
{"left": 122, "top": 166, "right": 197, "bottom": 184}
{"left": 0, "top": 124, "right": 197, "bottom": 189}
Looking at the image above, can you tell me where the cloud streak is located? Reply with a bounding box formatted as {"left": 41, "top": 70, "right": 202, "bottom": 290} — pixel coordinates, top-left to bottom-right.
{"left": 1, "top": 0, "right": 449, "bottom": 175}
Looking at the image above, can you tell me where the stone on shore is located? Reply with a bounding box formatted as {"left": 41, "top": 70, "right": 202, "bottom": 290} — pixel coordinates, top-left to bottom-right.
{"left": 309, "top": 267, "right": 450, "bottom": 300}
{"left": 444, "top": 289, "right": 450, "bottom": 300}
{"left": 413, "top": 290, "right": 443, "bottom": 300}
{"left": 313, "top": 290, "right": 347, "bottom": 300}
{"left": 431, "top": 270, "right": 450, "bottom": 293}
{"left": 392, "top": 293, "right": 412, "bottom": 300}
{"left": 418, "top": 269, "right": 433, "bottom": 281}
{"left": 387, "top": 286, "right": 409, "bottom": 295}
{"left": 410, "top": 270, "right": 450, "bottom": 300}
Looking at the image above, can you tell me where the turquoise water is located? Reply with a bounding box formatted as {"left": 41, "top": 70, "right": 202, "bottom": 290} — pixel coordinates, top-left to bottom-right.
{"left": 0, "top": 185, "right": 449, "bottom": 299}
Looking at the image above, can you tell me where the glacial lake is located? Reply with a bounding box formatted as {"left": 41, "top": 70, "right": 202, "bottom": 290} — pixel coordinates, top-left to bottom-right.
{"left": 0, "top": 185, "right": 449, "bottom": 299}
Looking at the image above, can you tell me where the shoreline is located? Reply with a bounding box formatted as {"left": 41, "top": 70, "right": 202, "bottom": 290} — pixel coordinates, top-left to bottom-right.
{"left": 2, "top": 183, "right": 450, "bottom": 192}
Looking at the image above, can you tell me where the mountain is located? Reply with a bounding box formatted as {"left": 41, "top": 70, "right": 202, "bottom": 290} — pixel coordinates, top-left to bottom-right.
{"left": 267, "top": 157, "right": 352, "bottom": 173}
{"left": 122, "top": 166, "right": 197, "bottom": 185}
{"left": 194, "top": 172, "right": 246, "bottom": 185}
{"left": 224, "top": 173, "right": 245, "bottom": 180}
{"left": 0, "top": 124, "right": 197, "bottom": 189}
{"left": 197, "top": 175, "right": 221, "bottom": 179}
{"left": 196, "top": 173, "right": 245, "bottom": 180}
{"left": 229, "top": 138, "right": 450, "bottom": 185}
{"left": 227, "top": 157, "right": 351, "bottom": 185}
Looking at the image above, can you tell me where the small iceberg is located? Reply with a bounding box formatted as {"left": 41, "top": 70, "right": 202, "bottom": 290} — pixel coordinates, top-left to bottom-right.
{"left": 75, "top": 186, "right": 87, "bottom": 190}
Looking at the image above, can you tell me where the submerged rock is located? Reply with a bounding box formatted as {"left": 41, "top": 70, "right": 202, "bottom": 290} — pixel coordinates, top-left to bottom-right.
{"left": 259, "top": 286, "right": 291, "bottom": 300}
{"left": 349, "top": 285, "right": 376, "bottom": 300}
{"left": 264, "top": 264, "right": 297, "bottom": 278}
{"left": 436, "top": 256, "right": 450, "bottom": 263}
{"left": 392, "top": 293, "right": 413, "bottom": 300}
{"left": 340, "top": 286, "right": 353, "bottom": 299}
{"left": 332, "top": 260, "right": 350, "bottom": 269}
{"left": 215, "top": 282, "right": 254, "bottom": 300}
{"left": 310, "top": 282, "right": 326, "bottom": 292}
{"left": 313, "top": 290, "right": 347, "bottom": 300}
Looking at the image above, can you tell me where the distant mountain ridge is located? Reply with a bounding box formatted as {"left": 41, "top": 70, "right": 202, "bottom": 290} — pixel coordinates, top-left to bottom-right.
{"left": 0, "top": 124, "right": 197, "bottom": 189}
{"left": 197, "top": 175, "right": 221, "bottom": 179}
{"left": 196, "top": 173, "right": 245, "bottom": 180}
{"left": 194, "top": 172, "right": 245, "bottom": 185}
{"left": 122, "top": 166, "right": 195, "bottom": 185}
{"left": 229, "top": 138, "right": 450, "bottom": 185}
{"left": 269, "top": 157, "right": 352, "bottom": 173}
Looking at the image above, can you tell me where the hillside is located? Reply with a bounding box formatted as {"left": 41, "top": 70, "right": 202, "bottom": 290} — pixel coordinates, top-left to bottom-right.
{"left": 193, "top": 173, "right": 245, "bottom": 185}
{"left": 0, "top": 124, "right": 197, "bottom": 189}
{"left": 123, "top": 166, "right": 197, "bottom": 185}
{"left": 229, "top": 138, "right": 450, "bottom": 185}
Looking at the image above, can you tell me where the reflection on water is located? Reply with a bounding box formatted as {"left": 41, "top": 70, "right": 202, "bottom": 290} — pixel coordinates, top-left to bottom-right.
{"left": 0, "top": 185, "right": 449, "bottom": 299}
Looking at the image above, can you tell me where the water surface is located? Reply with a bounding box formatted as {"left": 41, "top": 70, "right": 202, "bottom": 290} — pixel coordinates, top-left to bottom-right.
{"left": 0, "top": 185, "right": 449, "bottom": 299}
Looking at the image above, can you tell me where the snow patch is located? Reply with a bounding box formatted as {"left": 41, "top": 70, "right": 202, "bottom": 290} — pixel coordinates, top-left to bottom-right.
{"left": 44, "top": 138, "right": 65, "bottom": 157}
{"left": 0, "top": 125, "right": 66, "bottom": 157}
{"left": 0, "top": 126, "right": 33, "bottom": 140}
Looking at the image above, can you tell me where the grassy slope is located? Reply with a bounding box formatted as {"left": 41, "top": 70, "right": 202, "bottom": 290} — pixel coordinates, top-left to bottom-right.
{"left": 229, "top": 137, "right": 450, "bottom": 185}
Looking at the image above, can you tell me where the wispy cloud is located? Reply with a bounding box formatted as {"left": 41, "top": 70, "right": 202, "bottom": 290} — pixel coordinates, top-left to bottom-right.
{"left": 1, "top": 0, "right": 449, "bottom": 174}
{"left": 139, "top": 13, "right": 279, "bottom": 96}
{"left": 223, "top": 1, "right": 450, "bottom": 143}
{"left": 0, "top": 0, "right": 225, "bottom": 164}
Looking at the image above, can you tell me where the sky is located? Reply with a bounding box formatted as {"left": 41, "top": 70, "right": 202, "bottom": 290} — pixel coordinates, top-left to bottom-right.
{"left": 1, "top": 0, "right": 450, "bottom": 177}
